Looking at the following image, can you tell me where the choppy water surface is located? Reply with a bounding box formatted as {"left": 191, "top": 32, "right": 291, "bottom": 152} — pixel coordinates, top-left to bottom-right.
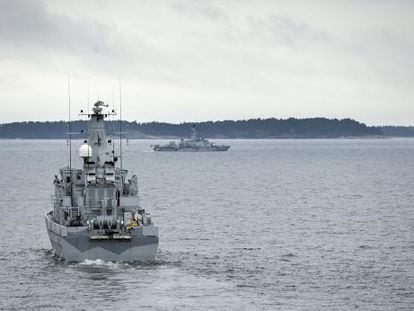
{"left": 0, "top": 139, "right": 413, "bottom": 310}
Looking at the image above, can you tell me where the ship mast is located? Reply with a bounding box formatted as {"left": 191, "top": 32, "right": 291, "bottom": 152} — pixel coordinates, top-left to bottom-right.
{"left": 67, "top": 75, "right": 72, "bottom": 171}
{"left": 111, "top": 87, "right": 116, "bottom": 161}
{"left": 119, "top": 77, "right": 123, "bottom": 172}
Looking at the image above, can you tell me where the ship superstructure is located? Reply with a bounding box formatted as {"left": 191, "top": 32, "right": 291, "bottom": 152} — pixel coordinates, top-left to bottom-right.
{"left": 152, "top": 125, "right": 230, "bottom": 152}
{"left": 45, "top": 101, "right": 158, "bottom": 262}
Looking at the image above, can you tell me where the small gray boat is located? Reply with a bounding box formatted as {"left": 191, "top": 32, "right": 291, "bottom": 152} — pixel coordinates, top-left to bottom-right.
{"left": 152, "top": 125, "right": 230, "bottom": 152}
{"left": 45, "top": 101, "right": 158, "bottom": 262}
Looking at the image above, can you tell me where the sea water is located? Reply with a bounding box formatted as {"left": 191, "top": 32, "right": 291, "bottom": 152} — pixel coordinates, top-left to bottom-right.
{"left": 0, "top": 139, "right": 413, "bottom": 310}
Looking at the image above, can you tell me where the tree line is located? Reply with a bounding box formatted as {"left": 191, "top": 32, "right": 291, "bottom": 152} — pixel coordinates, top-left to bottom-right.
{"left": 0, "top": 117, "right": 398, "bottom": 139}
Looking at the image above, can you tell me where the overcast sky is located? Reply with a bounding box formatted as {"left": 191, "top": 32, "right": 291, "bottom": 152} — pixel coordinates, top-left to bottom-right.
{"left": 0, "top": 0, "right": 413, "bottom": 125}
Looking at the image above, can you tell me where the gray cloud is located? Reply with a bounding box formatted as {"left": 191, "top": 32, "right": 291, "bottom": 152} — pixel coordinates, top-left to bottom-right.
{"left": 0, "top": 0, "right": 413, "bottom": 124}
{"left": 0, "top": 0, "right": 113, "bottom": 54}
{"left": 170, "top": 0, "right": 228, "bottom": 21}
{"left": 244, "top": 15, "right": 330, "bottom": 49}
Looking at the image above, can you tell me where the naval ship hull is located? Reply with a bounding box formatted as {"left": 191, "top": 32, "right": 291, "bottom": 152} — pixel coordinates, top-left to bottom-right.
{"left": 153, "top": 146, "right": 230, "bottom": 152}
{"left": 45, "top": 213, "right": 158, "bottom": 262}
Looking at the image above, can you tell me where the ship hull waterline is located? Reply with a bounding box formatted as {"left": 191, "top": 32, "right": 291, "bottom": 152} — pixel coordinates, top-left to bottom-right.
{"left": 153, "top": 146, "right": 230, "bottom": 152}
{"left": 45, "top": 213, "right": 158, "bottom": 262}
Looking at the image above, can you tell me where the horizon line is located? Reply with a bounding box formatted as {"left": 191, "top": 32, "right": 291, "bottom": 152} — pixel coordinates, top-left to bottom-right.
{"left": 0, "top": 116, "right": 413, "bottom": 128}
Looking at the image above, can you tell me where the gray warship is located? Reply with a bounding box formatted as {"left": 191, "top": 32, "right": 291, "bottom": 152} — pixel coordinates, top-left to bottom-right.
{"left": 152, "top": 125, "right": 230, "bottom": 152}
{"left": 45, "top": 101, "right": 158, "bottom": 262}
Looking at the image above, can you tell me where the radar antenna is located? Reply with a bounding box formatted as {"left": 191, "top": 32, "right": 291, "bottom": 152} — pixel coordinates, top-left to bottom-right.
{"left": 94, "top": 101, "right": 109, "bottom": 108}
{"left": 92, "top": 100, "right": 109, "bottom": 115}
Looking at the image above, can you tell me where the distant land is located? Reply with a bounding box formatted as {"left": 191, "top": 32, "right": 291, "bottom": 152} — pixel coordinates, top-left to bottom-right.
{"left": 0, "top": 118, "right": 413, "bottom": 139}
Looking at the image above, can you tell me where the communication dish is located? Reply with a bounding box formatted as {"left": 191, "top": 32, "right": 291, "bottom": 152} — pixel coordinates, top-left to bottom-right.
{"left": 79, "top": 144, "right": 92, "bottom": 158}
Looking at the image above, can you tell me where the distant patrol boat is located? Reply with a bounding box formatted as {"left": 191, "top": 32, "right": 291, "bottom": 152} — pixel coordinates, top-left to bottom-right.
{"left": 45, "top": 101, "right": 158, "bottom": 262}
{"left": 152, "top": 125, "right": 230, "bottom": 152}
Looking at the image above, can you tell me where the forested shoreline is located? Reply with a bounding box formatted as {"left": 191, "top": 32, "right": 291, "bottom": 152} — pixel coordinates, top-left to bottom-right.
{"left": 0, "top": 118, "right": 411, "bottom": 139}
